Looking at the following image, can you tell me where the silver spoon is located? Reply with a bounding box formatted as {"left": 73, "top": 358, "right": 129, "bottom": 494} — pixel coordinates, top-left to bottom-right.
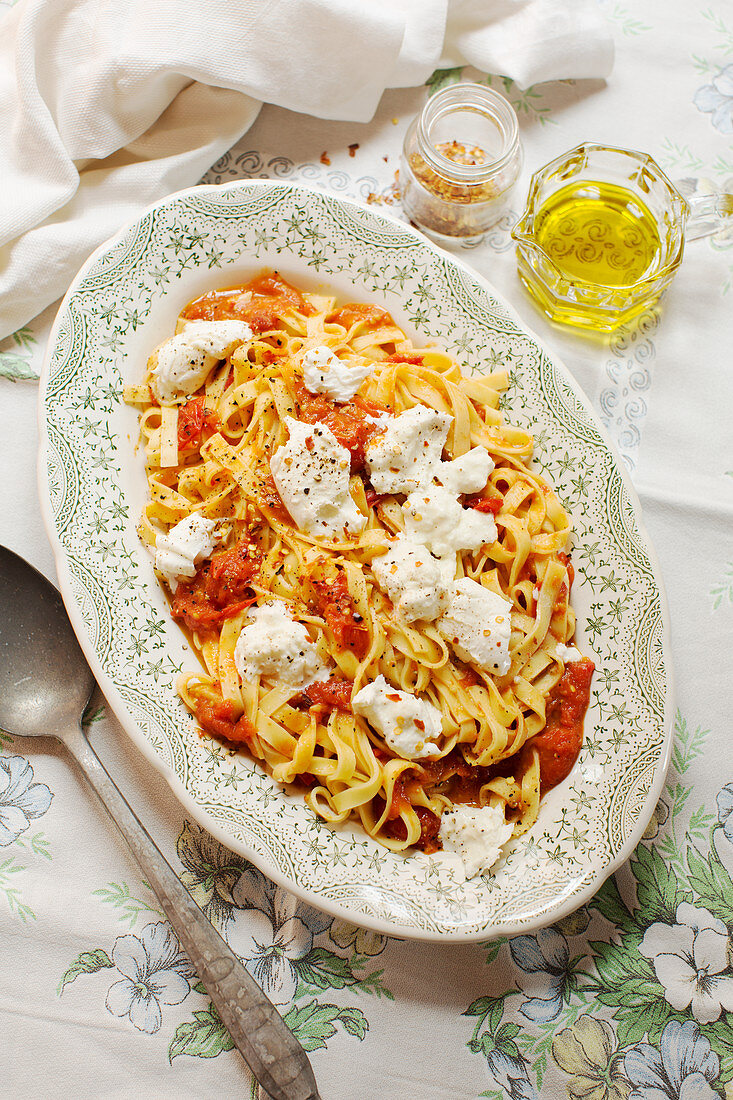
{"left": 0, "top": 544, "right": 321, "bottom": 1100}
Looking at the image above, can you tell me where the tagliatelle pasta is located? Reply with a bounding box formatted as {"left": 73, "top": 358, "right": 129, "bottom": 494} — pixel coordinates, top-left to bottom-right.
{"left": 125, "top": 271, "right": 595, "bottom": 869}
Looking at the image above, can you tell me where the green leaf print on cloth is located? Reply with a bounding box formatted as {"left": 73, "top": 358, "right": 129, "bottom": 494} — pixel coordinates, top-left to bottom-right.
{"left": 425, "top": 67, "right": 465, "bottom": 95}
{"left": 168, "top": 1001, "right": 234, "bottom": 1061}
{"left": 484, "top": 75, "right": 556, "bottom": 127}
{"left": 0, "top": 350, "right": 39, "bottom": 381}
{"left": 282, "top": 1000, "right": 368, "bottom": 1052}
{"left": 710, "top": 562, "right": 733, "bottom": 610}
{"left": 463, "top": 710, "right": 733, "bottom": 1097}
{"left": 605, "top": 6, "right": 651, "bottom": 38}
{"left": 176, "top": 819, "right": 250, "bottom": 928}
{"left": 0, "top": 323, "right": 39, "bottom": 381}
{"left": 58, "top": 949, "right": 115, "bottom": 995}
{"left": 92, "top": 881, "right": 164, "bottom": 927}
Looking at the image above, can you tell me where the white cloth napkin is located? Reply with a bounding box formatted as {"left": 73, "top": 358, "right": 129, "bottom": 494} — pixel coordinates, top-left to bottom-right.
{"left": 0, "top": 0, "right": 613, "bottom": 341}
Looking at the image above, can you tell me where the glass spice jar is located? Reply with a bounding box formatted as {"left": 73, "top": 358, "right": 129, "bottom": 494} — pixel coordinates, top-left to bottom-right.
{"left": 400, "top": 83, "right": 523, "bottom": 244}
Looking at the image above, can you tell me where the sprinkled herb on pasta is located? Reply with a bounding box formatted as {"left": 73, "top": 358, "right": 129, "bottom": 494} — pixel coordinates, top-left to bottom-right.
{"left": 125, "top": 271, "right": 595, "bottom": 878}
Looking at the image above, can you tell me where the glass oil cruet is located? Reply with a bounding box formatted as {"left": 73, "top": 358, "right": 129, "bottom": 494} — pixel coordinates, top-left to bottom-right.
{"left": 511, "top": 142, "right": 733, "bottom": 332}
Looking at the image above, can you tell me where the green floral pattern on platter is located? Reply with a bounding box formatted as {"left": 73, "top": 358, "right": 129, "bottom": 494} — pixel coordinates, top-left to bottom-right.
{"left": 39, "top": 181, "right": 672, "bottom": 940}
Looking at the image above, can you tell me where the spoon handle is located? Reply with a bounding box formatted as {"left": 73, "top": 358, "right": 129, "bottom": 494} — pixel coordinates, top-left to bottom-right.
{"left": 62, "top": 722, "right": 321, "bottom": 1100}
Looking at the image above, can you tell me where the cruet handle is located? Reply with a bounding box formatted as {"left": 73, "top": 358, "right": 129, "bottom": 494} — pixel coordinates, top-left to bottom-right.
{"left": 683, "top": 190, "right": 733, "bottom": 241}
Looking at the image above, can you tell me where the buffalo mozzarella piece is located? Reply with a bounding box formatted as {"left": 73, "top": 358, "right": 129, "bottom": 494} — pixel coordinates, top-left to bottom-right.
{"left": 365, "top": 405, "right": 452, "bottom": 494}
{"left": 371, "top": 536, "right": 450, "bottom": 623}
{"left": 234, "top": 602, "right": 327, "bottom": 689}
{"left": 437, "top": 577, "right": 512, "bottom": 675}
{"left": 438, "top": 804, "right": 513, "bottom": 878}
{"left": 154, "top": 513, "right": 216, "bottom": 592}
{"left": 434, "top": 447, "right": 494, "bottom": 495}
{"left": 150, "top": 320, "right": 253, "bottom": 403}
{"left": 402, "top": 484, "right": 497, "bottom": 558}
{"left": 352, "top": 674, "right": 443, "bottom": 760}
{"left": 302, "top": 345, "right": 372, "bottom": 403}
{"left": 270, "top": 418, "right": 366, "bottom": 539}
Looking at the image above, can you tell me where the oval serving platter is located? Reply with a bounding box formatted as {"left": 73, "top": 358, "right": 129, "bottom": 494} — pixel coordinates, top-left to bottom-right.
{"left": 39, "top": 180, "right": 673, "bottom": 941}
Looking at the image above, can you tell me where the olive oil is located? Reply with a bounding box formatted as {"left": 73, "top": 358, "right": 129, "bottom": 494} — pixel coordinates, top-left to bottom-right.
{"left": 533, "top": 180, "right": 661, "bottom": 287}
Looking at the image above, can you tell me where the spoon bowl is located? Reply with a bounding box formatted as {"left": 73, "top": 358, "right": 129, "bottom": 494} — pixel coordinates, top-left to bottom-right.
{"left": 0, "top": 544, "right": 320, "bottom": 1100}
{"left": 0, "top": 547, "right": 95, "bottom": 740}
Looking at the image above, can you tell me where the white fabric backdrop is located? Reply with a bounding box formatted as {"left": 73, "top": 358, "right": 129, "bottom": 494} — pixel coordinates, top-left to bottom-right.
{"left": 0, "top": 0, "right": 613, "bottom": 339}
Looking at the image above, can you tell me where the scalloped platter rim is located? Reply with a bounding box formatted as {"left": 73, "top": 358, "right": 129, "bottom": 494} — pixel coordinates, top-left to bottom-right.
{"left": 38, "top": 179, "right": 674, "bottom": 942}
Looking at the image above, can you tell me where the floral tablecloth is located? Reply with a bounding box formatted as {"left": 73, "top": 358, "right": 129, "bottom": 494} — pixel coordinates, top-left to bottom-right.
{"left": 2, "top": 3, "right": 733, "bottom": 1098}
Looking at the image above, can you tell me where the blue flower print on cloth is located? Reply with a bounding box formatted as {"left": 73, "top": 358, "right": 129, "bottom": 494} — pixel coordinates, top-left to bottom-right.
{"left": 624, "top": 1020, "right": 720, "bottom": 1100}
{"left": 0, "top": 755, "right": 53, "bottom": 846}
{"left": 509, "top": 927, "right": 570, "bottom": 1023}
{"left": 105, "top": 922, "right": 196, "bottom": 1033}
{"left": 694, "top": 65, "right": 733, "bottom": 134}
{"left": 716, "top": 782, "right": 733, "bottom": 844}
{"left": 486, "top": 1049, "right": 536, "bottom": 1100}
{"left": 229, "top": 863, "right": 332, "bottom": 1008}
{"left": 639, "top": 901, "right": 733, "bottom": 1024}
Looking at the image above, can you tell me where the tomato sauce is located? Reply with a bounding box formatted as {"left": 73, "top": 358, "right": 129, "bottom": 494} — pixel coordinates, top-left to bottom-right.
{"left": 417, "top": 747, "right": 507, "bottom": 806}
{"left": 382, "top": 353, "right": 424, "bottom": 365}
{"left": 293, "top": 772, "right": 318, "bottom": 789}
{"left": 171, "top": 540, "right": 260, "bottom": 635}
{"left": 311, "top": 573, "right": 370, "bottom": 658}
{"left": 181, "top": 271, "right": 315, "bottom": 333}
{"left": 417, "top": 748, "right": 467, "bottom": 787}
{"left": 465, "top": 494, "right": 503, "bottom": 515}
{"left": 294, "top": 382, "right": 391, "bottom": 472}
{"left": 387, "top": 776, "right": 410, "bottom": 819}
{"left": 194, "top": 692, "right": 256, "bottom": 747}
{"left": 557, "top": 550, "right": 575, "bottom": 590}
{"left": 328, "top": 303, "right": 394, "bottom": 330}
{"left": 177, "top": 397, "right": 219, "bottom": 451}
{"left": 256, "top": 471, "right": 291, "bottom": 523}
{"left": 204, "top": 542, "right": 261, "bottom": 605}
{"left": 531, "top": 657, "right": 595, "bottom": 791}
{"left": 413, "top": 807, "right": 441, "bottom": 852}
{"left": 373, "top": 786, "right": 441, "bottom": 853}
{"left": 383, "top": 803, "right": 441, "bottom": 853}
{"left": 300, "top": 677, "right": 354, "bottom": 711}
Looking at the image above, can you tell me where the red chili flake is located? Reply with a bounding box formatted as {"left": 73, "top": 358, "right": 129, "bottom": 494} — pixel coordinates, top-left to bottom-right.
{"left": 320, "top": 152, "right": 331, "bottom": 166}
{"left": 348, "top": 143, "right": 359, "bottom": 157}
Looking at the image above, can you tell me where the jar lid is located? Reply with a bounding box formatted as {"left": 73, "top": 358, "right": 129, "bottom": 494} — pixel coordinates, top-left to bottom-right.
{"left": 415, "top": 84, "right": 521, "bottom": 185}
